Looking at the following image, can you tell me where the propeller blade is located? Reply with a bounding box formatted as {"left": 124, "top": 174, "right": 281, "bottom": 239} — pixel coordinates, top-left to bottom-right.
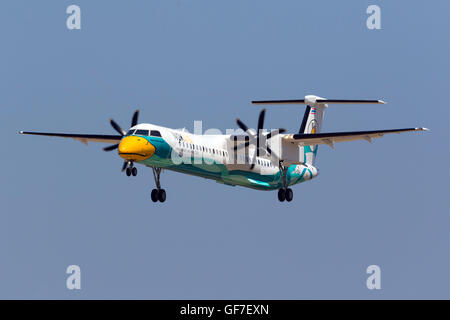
{"left": 266, "top": 128, "right": 286, "bottom": 140}
{"left": 103, "top": 144, "right": 119, "bottom": 152}
{"left": 236, "top": 118, "right": 250, "bottom": 133}
{"left": 257, "top": 109, "right": 266, "bottom": 132}
{"left": 233, "top": 141, "right": 250, "bottom": 151}
{"left": 131, "top": 110, "right": 139, "bottom": 127}
{"left": 110, "top": 119, "right": 126, "bottom": 136}
{"left": 249, "top": 148, "right": 257, "bottom": 170}
{"left": 256, "top": 109, "right": 266, "bottom": 157}
{"left": 121, "top": 161, "right": 128, "bottom": 172}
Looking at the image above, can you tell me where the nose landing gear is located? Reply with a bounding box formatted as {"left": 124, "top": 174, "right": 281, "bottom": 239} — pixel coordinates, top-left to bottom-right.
{"left": 125, "top": 161, "right": 138, "bottom": 177}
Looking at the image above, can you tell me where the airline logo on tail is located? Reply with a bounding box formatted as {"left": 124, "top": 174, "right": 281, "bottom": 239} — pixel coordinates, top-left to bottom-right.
{"left": 308, "top": 119, "right": 318, "bottom": 134}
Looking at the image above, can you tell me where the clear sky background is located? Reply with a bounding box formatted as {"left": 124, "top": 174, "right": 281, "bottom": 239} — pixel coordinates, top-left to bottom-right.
{"left": 1, "top": 0, "right": 449, "bottom": 299}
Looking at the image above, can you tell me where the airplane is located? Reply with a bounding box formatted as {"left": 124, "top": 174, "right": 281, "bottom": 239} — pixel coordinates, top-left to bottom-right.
{"left": 20, "top": 95, "right": 428, "bottom": 203}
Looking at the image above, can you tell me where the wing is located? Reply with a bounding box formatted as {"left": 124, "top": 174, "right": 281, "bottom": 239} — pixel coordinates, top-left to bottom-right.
{"left": 283, "top": 127, "right": 429, "bottom": 148}
{"left": 19, "top": 131, "right": 122, "bottom": 145}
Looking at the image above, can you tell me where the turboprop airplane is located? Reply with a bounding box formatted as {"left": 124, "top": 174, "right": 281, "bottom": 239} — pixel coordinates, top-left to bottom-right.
{"left": 20, "top": 95, "right": 428, "bottom": 203}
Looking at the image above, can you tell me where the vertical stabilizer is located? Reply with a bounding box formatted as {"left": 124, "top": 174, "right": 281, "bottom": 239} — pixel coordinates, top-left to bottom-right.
{"left": 298, "top": 95, "right": 327, "bottom": 165}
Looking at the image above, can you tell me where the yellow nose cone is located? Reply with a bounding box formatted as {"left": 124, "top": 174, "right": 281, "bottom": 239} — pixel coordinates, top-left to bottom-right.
{"left": 118, "top": 136, "right": 155, "bottom": 161}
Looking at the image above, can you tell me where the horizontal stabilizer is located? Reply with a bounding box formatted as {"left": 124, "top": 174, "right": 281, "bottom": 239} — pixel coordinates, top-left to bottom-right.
{"left": 252, "top": 99, "right": 386, "bottom": 105}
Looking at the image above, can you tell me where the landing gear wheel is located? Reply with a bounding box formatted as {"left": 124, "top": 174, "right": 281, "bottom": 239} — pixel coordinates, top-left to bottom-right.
{"left": 131, "top": 167, "right": 137, "bottom": 176}
{"left": 158, "top": 189, "right": 166, "bottom": 202}
{"left": 285, "top": 188, "right": 293, "bottom": 202}
{"left": 126, "top": 167, "right": 132, "bottom": 176}
{"left": 278, "top": 188, "right": 286, "bottom": 202}
{"left": 151, "top": 189, "right": 159, "bottom": 202}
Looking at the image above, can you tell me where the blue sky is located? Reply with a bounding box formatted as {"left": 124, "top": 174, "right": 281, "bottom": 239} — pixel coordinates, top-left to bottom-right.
{"left": 1, "top": 0, "right": 449, "bottom": 299}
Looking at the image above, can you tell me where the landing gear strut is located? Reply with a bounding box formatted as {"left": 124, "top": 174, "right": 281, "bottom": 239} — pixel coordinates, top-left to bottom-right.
{"left": 151, "top": 167, "right": 166, "bottom": 203}
{"left": 125, "top": 161, "right": 138, "bottom": 177}
{"left": 278, "top": 162, "right": 293, "bottom": 202}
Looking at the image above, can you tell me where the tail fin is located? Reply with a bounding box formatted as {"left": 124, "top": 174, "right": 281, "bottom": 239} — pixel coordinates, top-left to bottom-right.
{"left": 298, "top": 101, "right": 326, "bottom": 165}
{"left": 252, "top": 95, "right": 385, "bottom": 165}
{"left": 299, "top": 103, "right": 325, "bottom": 134}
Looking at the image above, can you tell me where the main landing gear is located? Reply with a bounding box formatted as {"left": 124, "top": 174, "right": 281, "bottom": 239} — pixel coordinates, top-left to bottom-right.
{"left": 278, "top": 187, "right": 293, "bottom": 202}
{"left": 277, "top": 162, "right": 293, "bottom": 202}
{"left": 150, "top": 167, "right": 166, "bottom": 203}
{"left": 125, "top": 161, "right": 138, "bottom": 177}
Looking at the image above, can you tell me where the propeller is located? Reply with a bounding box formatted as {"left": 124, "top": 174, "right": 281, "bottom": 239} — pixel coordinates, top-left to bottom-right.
{"left": 235, "top": 109, "right": 286, "bottom": 169}
{"left": 103, "top": 110, "right": 140, "bottom": 171}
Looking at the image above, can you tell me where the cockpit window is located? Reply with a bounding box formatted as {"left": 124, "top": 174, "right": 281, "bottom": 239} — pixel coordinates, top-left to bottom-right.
{"left": 135, "top": 129, "right": 149, "bottom": 136}
{"left": 150, "top": 130, "right": 161, "bottom": 137}
{"left": 125, "top": 129, "right": 135, "bottom": 136}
